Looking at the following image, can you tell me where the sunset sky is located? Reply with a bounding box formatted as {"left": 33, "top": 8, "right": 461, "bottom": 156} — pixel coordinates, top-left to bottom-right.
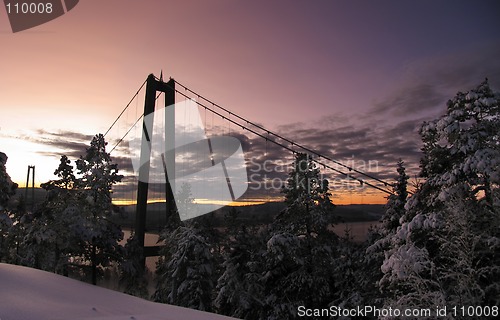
{"left": 1, "top": 0, "right": 499, "bottom": 204}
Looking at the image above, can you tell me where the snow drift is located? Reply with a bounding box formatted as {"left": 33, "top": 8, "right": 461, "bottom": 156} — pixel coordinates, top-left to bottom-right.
{"left": 0, "top": 263, "right": 235, "bottom": 320}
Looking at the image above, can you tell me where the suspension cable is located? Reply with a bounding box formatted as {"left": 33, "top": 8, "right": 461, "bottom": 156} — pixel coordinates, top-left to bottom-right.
{"left": 174, "top": 79, "right": 394, "bottom": 194}
{"left": 169, "top": 84, "right": 393, "bottom": 195}
{"left": 172, "top": 79, "right": 395, "bottom": 191}
{"left": 104, "top": 79, "right": 147, "bottom": 137}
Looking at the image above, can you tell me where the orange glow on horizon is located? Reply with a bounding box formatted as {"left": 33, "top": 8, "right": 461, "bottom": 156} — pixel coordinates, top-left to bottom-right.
{"left": 332, "top": 193, "right": 388, "bottom": 205}
{"left": 111, "top": 193, "right": 388, "bottom": 207}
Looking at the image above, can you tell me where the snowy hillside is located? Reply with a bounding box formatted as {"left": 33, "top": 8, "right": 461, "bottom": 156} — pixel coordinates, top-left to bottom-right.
{"left": 0, "top": 263, "right": 235, "bottom": 320}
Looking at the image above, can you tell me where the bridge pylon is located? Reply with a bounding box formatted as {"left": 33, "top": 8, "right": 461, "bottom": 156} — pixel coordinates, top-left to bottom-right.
{"left": 135, "top": 74, "right": 177, "bottom": 270}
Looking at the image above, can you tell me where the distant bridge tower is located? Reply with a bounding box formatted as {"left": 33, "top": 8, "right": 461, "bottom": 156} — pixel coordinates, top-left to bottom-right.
{"left": 25, "top": 165, "right": 35, "bottom": 211}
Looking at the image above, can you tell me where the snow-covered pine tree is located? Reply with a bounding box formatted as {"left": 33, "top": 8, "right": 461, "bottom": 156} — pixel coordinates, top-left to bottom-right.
{"left": 215, "top": 224, "right": 266, "bottom": 319}
{"left": 0, "top": 152, "right": 17, "bottom": 211}
{"left": 261, "top": 232, "right": 305, "bottom": 319}
{"left": 260, "top": 153, "right": 337, "bottom": 319}
{"left": 75, "top": 134, "right": 124, "bottom": 285}
{"left": 379, "top": 79, "right": 500, "bottom": 317}
{"left": 0, "top": 206, "right": 12, "bottom": 262}
{"left": 358, "top": 160, "right": 410, "bottom": 313}
{"left": 0, "top": 152, "right": 17, "bottom": 262}
{"left": 382, "top": 159, "right": 409, "bottom": 235}
{"left": 120, "top": 232, "right": 149, "bottom": 298}
{"left": 154, "top": 224, "right": 215, "bottom": 312}
{"left": 18, "top": 155, "right": 81, "bottom": 273}
{"left": 330, "top": 227, "right": 374, "bottom": 320}
{"left": 275, "top": 153, "right": 335, "bottom": 237}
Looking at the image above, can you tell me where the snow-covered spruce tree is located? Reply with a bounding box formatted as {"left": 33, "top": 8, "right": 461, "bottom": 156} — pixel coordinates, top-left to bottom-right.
{"left": 3, "top": 199, "right": 29, "bottom": 266}
{"left": 382, "top": 159, "right": 409, "bottom": 235}
{"left": 0, "top": 205, "right": 12, "bottom": 262}
{"left": 0, "top": 152, "right": 17, "bottom": 211}
{"left": 259, "top": 153, "right": 337, "bottom": 319}
{"left": 366, "top": 159, "right": 410, "bottom": 258}
{"left": 120, "top": 231, "right": 149, "bottom": 298}
{"left": 215, "top": 224, "right": 266, "bottom": 319}
{"left": 261, "top": 232, "right": 306, "bottom": 319}
{"left": 195, "top": 210, "right": 224, "bottom": 265}
{"left": 275, "top": 153, "right": 335, "bottom": 237}
{"left": 17, "top": 155, "right": 81, "bottom": 273}
{"left": 328, "top": 226, "right": 374, "bottom": 320}
{"left": 0, "top": 152, "right": 17, "bottom": 262}
{"left": 154, "top": 224, "right": 215, "bottom": 312}
{"left": 75, "top": 134, "right": 124, "bottom": 285}
{"left": 364, "top": 160, "right": 409, "bottom": 306}
{"left": 379, "top": 79, "right": 500, "bottom": 317}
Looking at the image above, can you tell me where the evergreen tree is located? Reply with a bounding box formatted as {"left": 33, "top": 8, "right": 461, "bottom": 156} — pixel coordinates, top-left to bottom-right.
{"left": 75, "top": 134, "right": 124, "bottom": 285}
{"left": 0, "top": 152, "right": 17, "bottom": 262}
{"left": 154, "top": 224, "right": 214, "bottom": 312}
{"left": 276, "top": 153, "right": 335, "bottom": 237}
{"left": 0, "top": 207, "right": 12, "bottom": 262}
{"left": 260, "top": 153, "right": 337, "bottom": 319}
{"left": 20, "top": 155, "right": 80, "bottom": 272}
{"left": 0, "top": 152, "right": 17, "bottom": 210}
{"left": 120, "top": 232, "right": 149, "bottom": 298}
{"left": 363, "top": 160, "right": 410, "bottom": 312}
{"left": 382, "top": 159, "right": 409, "bottom": 235}
{"left": 215, "top": 224, "right": 266, "bottom": 319}
{"left": 379, "top": 80, "right": 500, "bottom": 317}
{"left": 16, "top": 136, "right": 124, "bottom": 281}
{"left": 330, "top": 228, "right": 373, "bottom": 319}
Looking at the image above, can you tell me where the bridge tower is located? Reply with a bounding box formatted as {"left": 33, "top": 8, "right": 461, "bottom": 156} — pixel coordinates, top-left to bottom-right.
{"left": 135, "top": 74, "right": 177, "bottom": 270}
{"left": 25, "top": 165, "right": 35, "bottom": 211}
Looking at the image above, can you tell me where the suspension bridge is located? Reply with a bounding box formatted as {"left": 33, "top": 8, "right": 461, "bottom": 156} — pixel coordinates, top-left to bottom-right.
{"left": 103, "top": 73, "right": 396, "bottom": 263}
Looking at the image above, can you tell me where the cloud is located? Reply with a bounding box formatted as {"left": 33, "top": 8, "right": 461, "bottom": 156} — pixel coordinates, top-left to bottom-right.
{"left": 29, "top": 129, "right": 134, "bottom": 176}
{"left": 423, "top": 43, "right": 500, "bottom": 91}
{"left": 110, "top": 155, "right": 135, "bottom": 174}
{"left": 372, "top": 83, "right": 446, "bottom": 116}
{"left": 371, "top": 42, "right": 500, "bottom": 118}
{"left": 29, "top": 129, "right": 93, "bottom": 159}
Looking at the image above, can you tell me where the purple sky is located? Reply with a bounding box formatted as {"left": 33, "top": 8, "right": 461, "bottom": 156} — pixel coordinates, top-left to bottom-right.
{"left": 1, "top": 0, "right": 499, "bottom": 203}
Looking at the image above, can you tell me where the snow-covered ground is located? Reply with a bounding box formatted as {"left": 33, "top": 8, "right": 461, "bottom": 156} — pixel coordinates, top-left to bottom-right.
{"left": 0, "top": 263, "right": 235, "bottom": 320}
